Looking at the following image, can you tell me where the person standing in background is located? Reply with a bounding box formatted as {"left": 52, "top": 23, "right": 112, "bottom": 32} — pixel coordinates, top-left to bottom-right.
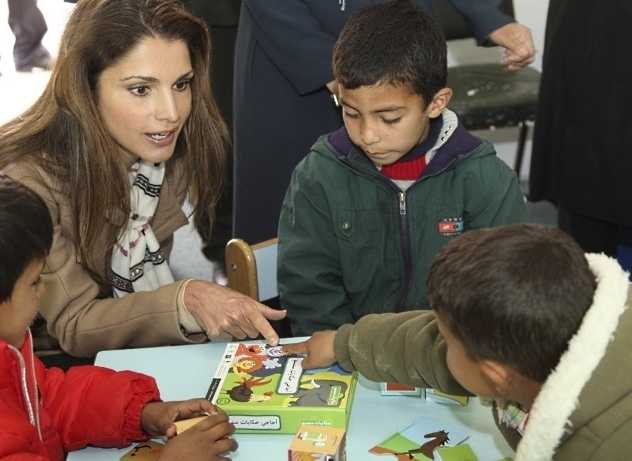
{"left": 529, "top": 0, "right": 632, "bottom": 262}
{"left": 232, "top": 0, "right": 536, "bottom": 244}
{"left": 4, "top": 0, "right": 53, "bottom": 72}
{"left": 183, "top": 0, "right": 242, "bottom": 284}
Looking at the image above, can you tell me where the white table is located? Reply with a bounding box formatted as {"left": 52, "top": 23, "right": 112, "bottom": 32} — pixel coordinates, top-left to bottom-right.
{"left": 67, "top": 341, "right": 514, "bottom": 461}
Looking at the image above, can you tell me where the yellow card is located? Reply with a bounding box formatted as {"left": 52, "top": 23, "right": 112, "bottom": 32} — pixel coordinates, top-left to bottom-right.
{"left": 174, "top": 416, "right": 207, "bottom": 434}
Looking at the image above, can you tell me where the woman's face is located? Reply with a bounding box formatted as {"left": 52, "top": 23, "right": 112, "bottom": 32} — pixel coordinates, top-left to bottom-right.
{"left": 97, "top": 37, "right": 193, "bottom": 164}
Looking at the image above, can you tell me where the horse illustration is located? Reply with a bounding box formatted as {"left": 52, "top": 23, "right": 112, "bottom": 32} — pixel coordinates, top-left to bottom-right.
{"left": 402, "top": 430, "right": 450, "bottom": 459}
{"left": 369, "top": 430, "right": 450, "bottom": 460}
{"left": 225, "top": 376, "right": 273, "bottom": 403}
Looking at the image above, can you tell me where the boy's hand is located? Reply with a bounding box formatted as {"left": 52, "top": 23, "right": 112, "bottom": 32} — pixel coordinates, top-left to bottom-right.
{"left": 281, "top": 330, "right": 337, "bottom": 369}
{"left": 141, "top": 399, "right": 220, "bottom": 438}
{"left": 158, "top": 410, "right": 237, "bottom": 461}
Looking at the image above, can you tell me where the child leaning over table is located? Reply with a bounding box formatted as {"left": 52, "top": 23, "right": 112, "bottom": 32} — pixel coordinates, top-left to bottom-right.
{"left": 277, "top": 0, "right": 528, "bottom": 337}
{"left": 283, "top": 223, "right": 632, "bottom": 460}
{"left": 0, "top": 174, "right": 237, "bottom": 461}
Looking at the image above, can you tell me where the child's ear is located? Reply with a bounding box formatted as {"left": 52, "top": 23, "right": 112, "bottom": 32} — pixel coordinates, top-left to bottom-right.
{"left": 479, "top": 360, "right": 512, "bottom": 396}
{"left": 427, "top": 87, "right": 453, "bottom": 118}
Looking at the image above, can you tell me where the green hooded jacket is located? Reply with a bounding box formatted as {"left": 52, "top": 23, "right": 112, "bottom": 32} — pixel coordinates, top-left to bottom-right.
{"left": 278, "top": 111, "right": 529, "bottom": 335}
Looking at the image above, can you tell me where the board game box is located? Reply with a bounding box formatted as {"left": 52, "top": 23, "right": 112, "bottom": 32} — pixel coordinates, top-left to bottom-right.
{"left": 205, "top": 342, "right": 358, "bottom": 434}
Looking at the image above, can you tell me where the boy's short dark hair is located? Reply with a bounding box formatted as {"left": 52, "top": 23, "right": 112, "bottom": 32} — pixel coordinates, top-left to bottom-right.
{"left": 0, "top": 174, "right": 53, "bottom": 302}
{"left": 332, "top": 0, "right": 447, "bottom": 105}
{"left": 427, "top": 224, "right": 596, "bottom": 382}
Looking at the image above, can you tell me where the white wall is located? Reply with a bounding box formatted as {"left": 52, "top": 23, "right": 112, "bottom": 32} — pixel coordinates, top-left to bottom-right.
{"left": 447, "top": 0, "right": 550, "bottom": 181}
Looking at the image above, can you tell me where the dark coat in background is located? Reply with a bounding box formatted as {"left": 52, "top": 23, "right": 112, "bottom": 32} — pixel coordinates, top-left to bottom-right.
{"left": 529, "top": 0, "right": 632, "bottom": 227}
{"left": 184, "top": 0, "right": 241, "bottom": 122}
{"left": 183, "top": 0, "right": 242, "bottom": 267}
{"left": 232, "top": 0, "right": 513, "bottom": 244}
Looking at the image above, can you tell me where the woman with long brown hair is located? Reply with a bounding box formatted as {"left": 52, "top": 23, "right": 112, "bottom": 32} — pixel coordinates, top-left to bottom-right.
{"left": 0, "top": 0, "right": 285, "bottom": 358}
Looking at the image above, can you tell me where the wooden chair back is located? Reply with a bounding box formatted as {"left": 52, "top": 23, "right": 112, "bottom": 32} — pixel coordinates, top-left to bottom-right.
{"left": 225, "top": 237, "right": 278, "bottom": 302}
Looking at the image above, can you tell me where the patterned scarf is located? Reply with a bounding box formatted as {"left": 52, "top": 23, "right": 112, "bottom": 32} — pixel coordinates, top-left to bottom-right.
{"left": 111, "top": 160, "right": 174, "bottom": 297}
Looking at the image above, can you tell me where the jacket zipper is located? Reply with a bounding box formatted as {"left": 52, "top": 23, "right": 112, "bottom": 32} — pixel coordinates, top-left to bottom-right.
{"left": 343, "top": 160, "right": 415, "bottom": 311}
{"left": 344, "top": 153, "right": 464, "bottom": 311}
{"left": 395, "top": 191, "right": 412, "bottom": 312}
{"left": 8, "top": 331, "right": 43, "bottom": 442}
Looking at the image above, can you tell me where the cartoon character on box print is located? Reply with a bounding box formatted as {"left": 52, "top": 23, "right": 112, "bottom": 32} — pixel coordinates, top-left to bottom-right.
{"left": 231, "top": 344, "right": 287, "bottom": 377}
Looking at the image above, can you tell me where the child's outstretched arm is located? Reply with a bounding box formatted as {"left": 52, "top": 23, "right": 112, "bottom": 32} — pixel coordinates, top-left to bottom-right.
{"left": 141, "top": 399, "right": 237, "bottom": 461}
{"left": 282, "top": 330, "right": 337, "bottom": 369}
{"left": 286, "top": 311, "right": 469, "bottom": 397}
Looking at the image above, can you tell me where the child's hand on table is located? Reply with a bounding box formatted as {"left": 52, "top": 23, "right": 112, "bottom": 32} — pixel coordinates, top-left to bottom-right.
{"left": 142, "top": 399, "right": 237, "bottom": 460}
{"left": 282, "top": 330, "right": 337, "bottom": 369}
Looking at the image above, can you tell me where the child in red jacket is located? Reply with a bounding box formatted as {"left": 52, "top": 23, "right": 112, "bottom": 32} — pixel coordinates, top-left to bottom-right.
{"left": 0, "top": 174, "right": 237, "bottom": 461}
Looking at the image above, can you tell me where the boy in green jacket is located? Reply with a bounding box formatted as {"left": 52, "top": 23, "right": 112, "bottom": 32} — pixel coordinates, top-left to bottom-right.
{"left": 284, "top": 223, "right": 632, "bottom": 460}
{"left": 277, "top": 0, "right": 528, "bottom": 336}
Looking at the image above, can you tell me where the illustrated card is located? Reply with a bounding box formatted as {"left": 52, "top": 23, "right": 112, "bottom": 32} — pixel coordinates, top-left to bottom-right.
{"left": 120, "top": 440, "right": 164, "bottom": 460}
{"left": 380, "top": 382, "right": 425, "bottom": 397}
{"left": 370, "top": 417, "right": 468, "bottom": 460}
{"left": 436, "top": 443, "right": 479, "bottom": 461}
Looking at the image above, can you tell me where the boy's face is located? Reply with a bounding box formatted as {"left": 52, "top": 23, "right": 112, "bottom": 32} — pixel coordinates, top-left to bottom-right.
{"left": 435, "top": 314, "right": 498, "bottom": 399}
{"left": 338, "top": 82, "right": 444, "bottom": 166}
{"left": 0, "top": 260, "right": 45, "bottom": 348}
